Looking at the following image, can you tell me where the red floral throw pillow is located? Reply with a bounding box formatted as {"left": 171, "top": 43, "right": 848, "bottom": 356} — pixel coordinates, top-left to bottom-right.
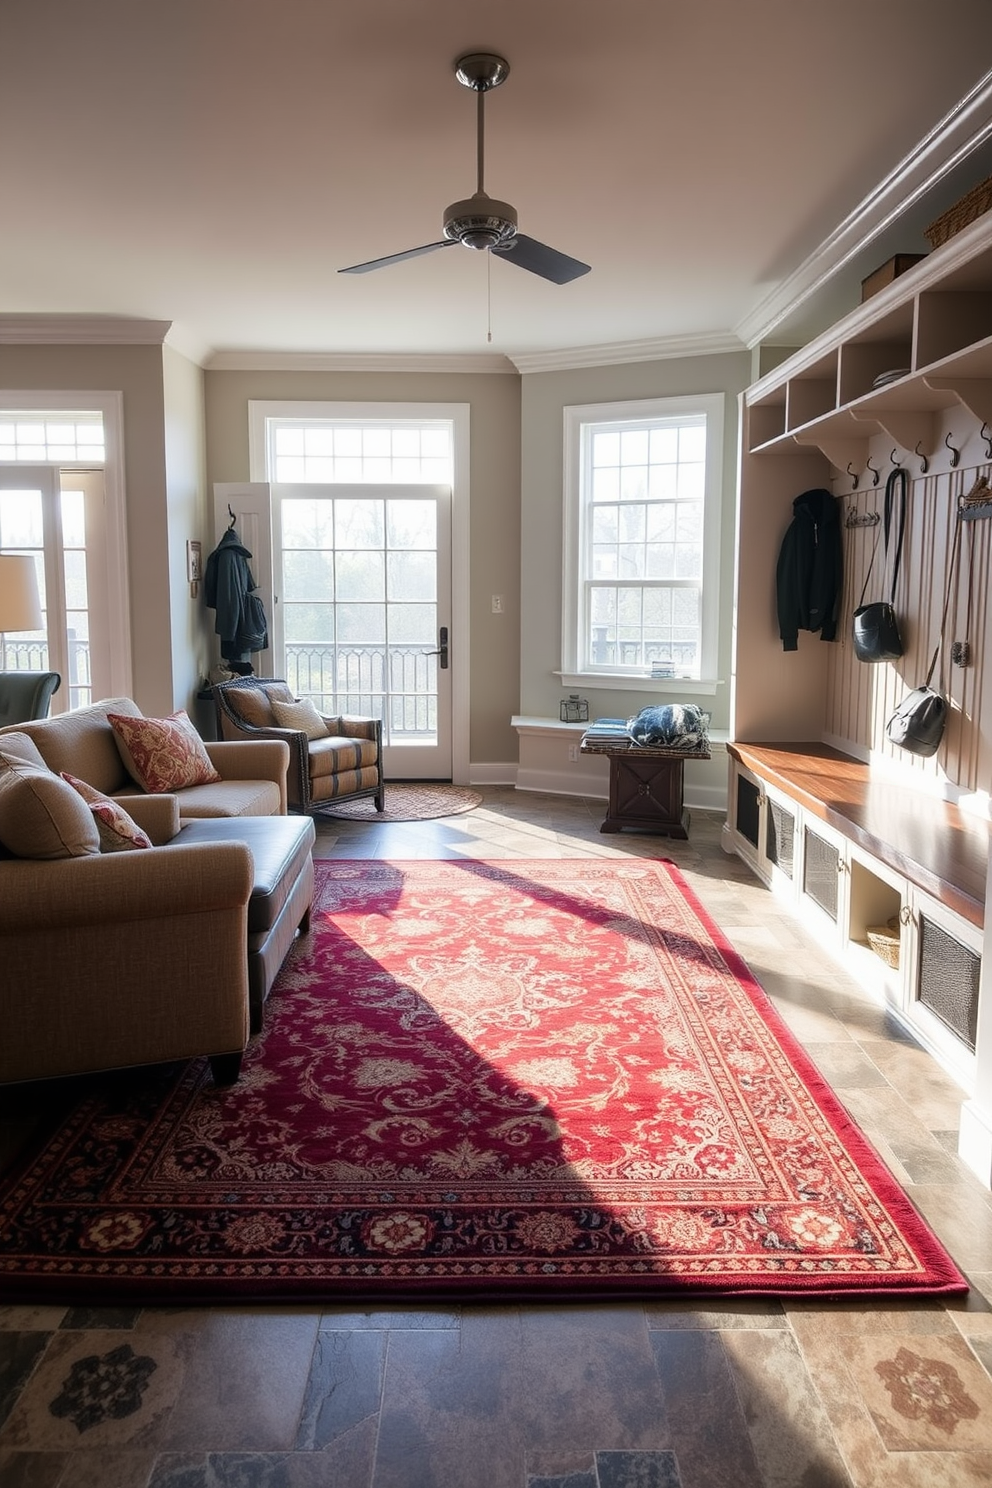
{"left": 108, "top": 709, "right": 221, "bottom": 794}
{"left": 60, "top": 772, "right": 153, "bottom": 852}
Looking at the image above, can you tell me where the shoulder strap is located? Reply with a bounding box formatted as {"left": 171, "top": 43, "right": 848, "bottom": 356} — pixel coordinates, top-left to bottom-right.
{"left": 883, "top": 466, "right": 908, "bottom": 603}
{"left": 857, "top": 517, "right": 882, "bottom": 607}
{"left": 927, "top": 511, "right": 964, "bottom": 690}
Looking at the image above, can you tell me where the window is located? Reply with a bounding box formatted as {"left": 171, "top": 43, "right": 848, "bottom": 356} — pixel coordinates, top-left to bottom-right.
{"left": 266, "top": 420, "right": 453, "bottom": 485}
{"left": 562, "top": 394, "right": 724, "bottom": 688}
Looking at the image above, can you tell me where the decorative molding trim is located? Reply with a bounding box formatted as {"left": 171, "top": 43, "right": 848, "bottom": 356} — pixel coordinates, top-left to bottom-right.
{"left": 0, "top": 315, "right": 172, "bottom": 345}
{"left": 736, "top": 66, "right": 992, "bottom": 348}
{"left": 204, "top": 349, "right": 517, "bottom": 374}
{"left": 509, "top": 331, "right": 745, "bottom": 374}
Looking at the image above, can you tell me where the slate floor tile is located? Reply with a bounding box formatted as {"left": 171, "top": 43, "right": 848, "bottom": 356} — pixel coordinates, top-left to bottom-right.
{"left": 0, "top": 1334, "right": 53, "bottom": 1431}
{"left": 648, "top": 1330, "right": 763, "bottom": 1488}
{"left": 0, "top": 1447, "right": 68, "bottom": 1488}
{"left": 594, "top": 1450, "right": 682, "bottom": 1487}
{"left": 294, "top": 1328, "right": 384, "bottom": 1451}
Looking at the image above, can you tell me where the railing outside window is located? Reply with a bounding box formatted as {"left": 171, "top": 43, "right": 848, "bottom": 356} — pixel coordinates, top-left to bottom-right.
{"left": 286, "top": 642, "right": 437, "bottom": 741}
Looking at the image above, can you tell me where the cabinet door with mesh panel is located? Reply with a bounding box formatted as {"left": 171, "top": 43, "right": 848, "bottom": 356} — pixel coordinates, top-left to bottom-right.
{"left": 904, "top": 889, "right": 981, "bottom": 1087}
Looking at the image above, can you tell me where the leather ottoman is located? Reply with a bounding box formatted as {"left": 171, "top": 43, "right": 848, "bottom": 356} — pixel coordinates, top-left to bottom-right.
{"left": 173, "top": 815, "right": 316, "bottom": 1032}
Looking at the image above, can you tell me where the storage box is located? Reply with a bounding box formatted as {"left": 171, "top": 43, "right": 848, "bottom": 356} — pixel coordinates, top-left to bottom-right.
{"left": 860, "top": 254, "right": 926, "bottom": 302}
{"left": 925, "top": 175, "right": 992, "bottom": 249}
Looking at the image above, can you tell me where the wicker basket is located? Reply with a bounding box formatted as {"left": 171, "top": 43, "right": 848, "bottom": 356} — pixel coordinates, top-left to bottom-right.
{"left": 925, "top": 176, "right": 992, "bottom": 249}
{"left": 866, "top": 916, "right": 901, "bottom": 968}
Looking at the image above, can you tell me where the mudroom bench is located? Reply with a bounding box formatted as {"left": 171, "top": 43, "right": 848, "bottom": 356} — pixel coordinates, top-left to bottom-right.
{"left": 724, "top": 741, "right": 989, "bottom": 1091}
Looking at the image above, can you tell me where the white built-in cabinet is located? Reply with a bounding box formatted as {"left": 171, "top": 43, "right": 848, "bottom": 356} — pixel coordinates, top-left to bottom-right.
{"left": 727, "top": 760, "right": 981, "bottom": 1093}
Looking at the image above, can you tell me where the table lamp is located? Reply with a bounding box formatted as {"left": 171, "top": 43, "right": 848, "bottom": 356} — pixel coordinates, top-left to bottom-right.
{"left": 0, "top": 554, "right": 43, "bottom": 634}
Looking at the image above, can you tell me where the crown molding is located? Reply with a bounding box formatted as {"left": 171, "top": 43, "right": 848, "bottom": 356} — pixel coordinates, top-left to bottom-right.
{"left": 0, "top": 315, "right": 172, "bottom": 345}
{"left": 507, "top": 331, "right": 745, "bottom": 374}
{"left": 203, "top": 349, "right": 517, "bottom": 374}
{"left": 736, "top": 66, "right": 992, "bottom": 348}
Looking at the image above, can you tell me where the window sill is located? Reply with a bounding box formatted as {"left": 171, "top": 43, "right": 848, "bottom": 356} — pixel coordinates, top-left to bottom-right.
{"left": 554, "top": 672, "right": 724, "bottom": 698}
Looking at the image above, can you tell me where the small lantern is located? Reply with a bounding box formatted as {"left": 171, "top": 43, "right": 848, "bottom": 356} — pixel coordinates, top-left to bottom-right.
{"left": 560, "top": 693, "right": 589, "bottom": 723}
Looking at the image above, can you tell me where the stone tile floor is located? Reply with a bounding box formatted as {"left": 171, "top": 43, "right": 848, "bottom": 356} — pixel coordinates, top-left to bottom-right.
{"left": 2, "top": 787, "right": 992, "bottom": 1487}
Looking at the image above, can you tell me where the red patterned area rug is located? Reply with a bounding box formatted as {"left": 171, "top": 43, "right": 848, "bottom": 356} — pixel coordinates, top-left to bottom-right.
{"left": 0, "top": 859, "right": 966, "bottom": 1304}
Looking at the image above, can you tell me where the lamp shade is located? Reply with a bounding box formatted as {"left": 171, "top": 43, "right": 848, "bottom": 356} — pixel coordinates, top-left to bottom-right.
{"left": 0, "top": 555, "right": 43, "bottom": 632}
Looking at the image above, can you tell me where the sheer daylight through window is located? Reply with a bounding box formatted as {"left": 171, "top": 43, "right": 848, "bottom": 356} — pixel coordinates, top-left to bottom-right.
{"left": 563, "top": 395, "right": 723, "bottom": 686}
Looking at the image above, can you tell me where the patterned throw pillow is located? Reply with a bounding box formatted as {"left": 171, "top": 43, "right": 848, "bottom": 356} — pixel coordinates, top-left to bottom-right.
{"left": 0, "top": 752, "right": 100, "bottom": 859}
{"left": 270, "top": 697, "right": 330, "bottom": 741}
{"left": 60, "top": 772, "right": 153, "bottom": 852}
{"left": 108, "top": 709, "right": 222, "bottom": 793}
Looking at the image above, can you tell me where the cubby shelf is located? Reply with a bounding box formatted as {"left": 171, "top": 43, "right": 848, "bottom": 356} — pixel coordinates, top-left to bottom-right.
{"left": 746, "top": 216, "right": 992, "bottom": 468}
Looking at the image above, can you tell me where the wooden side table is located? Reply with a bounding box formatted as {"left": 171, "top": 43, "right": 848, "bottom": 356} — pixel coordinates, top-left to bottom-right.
{"left": 579, "top": 738, "right": 710, "bottom": 837}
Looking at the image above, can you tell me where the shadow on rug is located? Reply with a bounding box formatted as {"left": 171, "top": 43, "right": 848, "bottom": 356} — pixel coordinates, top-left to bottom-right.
{"left": 0, "top": 858, "right": 966, "bottom": 1305}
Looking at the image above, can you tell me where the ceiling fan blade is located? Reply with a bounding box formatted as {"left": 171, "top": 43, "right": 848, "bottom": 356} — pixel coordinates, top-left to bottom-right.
{"left": 492, "top": 233, "right": 591, "bottom": 284}
{"left": 339, "top": 239, "right": 456, "bottom": 274}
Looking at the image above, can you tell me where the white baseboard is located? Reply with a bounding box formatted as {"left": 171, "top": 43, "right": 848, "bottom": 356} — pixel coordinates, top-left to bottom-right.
{"left": 515, "top": 762, "right": 609, "bottom": 798}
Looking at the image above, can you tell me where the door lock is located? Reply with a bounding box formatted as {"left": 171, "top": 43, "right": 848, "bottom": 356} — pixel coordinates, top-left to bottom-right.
{"left": 423, "top": 626, "right": 449, "bottom": 669}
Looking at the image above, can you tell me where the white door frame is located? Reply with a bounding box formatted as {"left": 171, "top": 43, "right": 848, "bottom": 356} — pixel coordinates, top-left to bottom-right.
{"left": 0, "top": 389, "right": 131, "bottom": 701}
{"left": 246, "top": 401, "right": 471, "bottom": 785}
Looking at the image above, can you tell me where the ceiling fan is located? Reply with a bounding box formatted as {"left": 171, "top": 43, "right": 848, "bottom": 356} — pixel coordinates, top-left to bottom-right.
{"left": 339, "top": 52, "right": 591, "bottom": 285}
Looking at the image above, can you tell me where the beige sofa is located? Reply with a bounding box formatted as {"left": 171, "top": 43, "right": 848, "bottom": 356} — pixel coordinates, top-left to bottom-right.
{"left": 0, "top": 696, "right": 290, "bottom": 817}
{"left": 0, "top": 701, "right": 310, "bottom": 1087}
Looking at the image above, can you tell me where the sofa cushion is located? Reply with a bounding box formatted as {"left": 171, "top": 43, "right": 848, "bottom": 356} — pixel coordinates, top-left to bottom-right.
{"left": 0, "top": 752, "right": 101, "bottom": 859}
{"left": 270, "top": 696, "right": 330, "bottom": 741}
{"left": 61, "top": 771, "right": 153, "bottom": 852}
{"left": 9, "top": 696, "right": 140, "bottom": 795}
{"left": 308, "top": 735, "right": 379, "bottom": 780}
{"left": 109, "top": 709, "right": 222, "bottom": 793}
{"left": 227, "top": 687, "right": 275, "bottom": 727}
{"left": 167, "top": 777, "right": 283, "bottom": 819}
{"left": 227, "top": 682, "right": 293, "bottom": 728}
{"left": 0, "top": 731, "right": 47, "bottom": 769}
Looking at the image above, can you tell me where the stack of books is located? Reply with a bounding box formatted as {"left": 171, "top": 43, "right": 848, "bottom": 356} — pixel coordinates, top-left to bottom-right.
{"left": 580, "top": 717, "right": 631, "bottom": 743}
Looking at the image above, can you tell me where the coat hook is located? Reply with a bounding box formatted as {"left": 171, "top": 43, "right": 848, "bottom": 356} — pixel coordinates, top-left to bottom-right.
{"left": 847, "top": 461, "right": 858, "bottom": 490}
{"left": 945, "top": 431, "right": 961, "bottom": 468}
{"left": 890, "top": 448, "right": 899, "bottom": 467}
{"left": 866, "top": 455, "right": 880, "bottom": 486}
{"left": 915, "top": 440, "right": 929, "bottom": 474}
{"left": 982, "top": 422, "right": 992, "bottom": 460}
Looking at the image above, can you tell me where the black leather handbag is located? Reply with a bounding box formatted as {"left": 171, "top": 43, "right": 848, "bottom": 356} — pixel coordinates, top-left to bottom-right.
{"left": 852, "top": 467, "right": 907, "bottom": 662}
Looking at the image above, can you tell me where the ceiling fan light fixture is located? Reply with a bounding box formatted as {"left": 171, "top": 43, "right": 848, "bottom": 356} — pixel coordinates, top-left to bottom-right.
{"left": 443, "top": 193, "right": 517, "bottom": 251}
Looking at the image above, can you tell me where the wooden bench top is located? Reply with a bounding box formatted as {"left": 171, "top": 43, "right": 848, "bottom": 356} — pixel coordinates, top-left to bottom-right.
{"left": 728, "top": 742, "right": 989, "bottom": 929}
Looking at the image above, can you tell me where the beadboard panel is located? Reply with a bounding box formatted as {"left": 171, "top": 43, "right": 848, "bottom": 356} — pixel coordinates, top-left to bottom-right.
{"left": 824, "top": 459, "right": 992, "bottom": 807}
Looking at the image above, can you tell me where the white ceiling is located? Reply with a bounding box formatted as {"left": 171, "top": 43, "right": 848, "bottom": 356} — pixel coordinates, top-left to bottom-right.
{"left": 3, "top": 0, "right": 992, "bottom": 368}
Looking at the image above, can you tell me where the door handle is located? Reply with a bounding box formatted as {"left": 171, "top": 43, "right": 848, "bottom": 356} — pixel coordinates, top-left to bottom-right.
{"left": 423, "top": 626, "right": 449, "bottom": 669}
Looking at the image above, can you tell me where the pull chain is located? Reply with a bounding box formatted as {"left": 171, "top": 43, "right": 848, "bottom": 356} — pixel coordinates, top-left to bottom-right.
{"left": 487, "top": 249, "right": 492, "bottom": 344}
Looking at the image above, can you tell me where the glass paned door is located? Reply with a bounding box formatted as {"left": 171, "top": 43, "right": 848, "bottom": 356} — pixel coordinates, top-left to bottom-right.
{"left": 0, "top": 467, "right": 110, "bottom": 710}
{"left": 272, "top": 484, "right": 452, "bottom": 778}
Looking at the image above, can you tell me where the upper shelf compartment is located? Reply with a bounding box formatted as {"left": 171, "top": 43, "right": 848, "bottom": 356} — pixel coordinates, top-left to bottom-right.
{"left": 837, "top": 303, "right": 914, "bottom": 405}
{"left": 745, "top": 216, "right": 992, "bottom": 461}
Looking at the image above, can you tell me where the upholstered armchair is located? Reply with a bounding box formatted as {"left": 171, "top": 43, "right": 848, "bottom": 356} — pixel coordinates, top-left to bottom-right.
{"left": 0, "top": 671, "right": 61, "bottom": 726}
{"left": 212, "top": 677, "right": 384, "bottom": 815}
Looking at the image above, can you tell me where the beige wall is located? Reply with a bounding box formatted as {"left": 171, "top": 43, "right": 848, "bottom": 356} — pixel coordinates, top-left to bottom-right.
{"left": 162, "top": 344, "right": 208, "bottom": 708}
{"left": 519, "top": 352, "right": 751, "bottom": 730}
{"left": 0, "top": 343, "right": 174, "bottom": 715}
{"left": 0, "top": 347, "right": 748, "bottom": 769}
{"left": 202, "top": 368, "right": 522, "bottom": 766}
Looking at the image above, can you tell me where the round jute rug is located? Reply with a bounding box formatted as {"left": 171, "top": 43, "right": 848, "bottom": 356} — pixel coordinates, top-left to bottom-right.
{"left": 319, "top": 783, "right": 483, "bottom": 822}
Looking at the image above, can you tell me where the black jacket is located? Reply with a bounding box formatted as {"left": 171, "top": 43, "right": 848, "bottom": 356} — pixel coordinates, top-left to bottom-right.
{"left": 204, "top": 528, "right": 269, "bottom": 663}
{"left": 775, "top": 488, "right": 843, "bottom": 651}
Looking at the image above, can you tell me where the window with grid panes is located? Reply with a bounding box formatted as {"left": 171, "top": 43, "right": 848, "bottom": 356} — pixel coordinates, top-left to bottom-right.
{"left": 562, "top": 395, "right": 723, "bottom": 684}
